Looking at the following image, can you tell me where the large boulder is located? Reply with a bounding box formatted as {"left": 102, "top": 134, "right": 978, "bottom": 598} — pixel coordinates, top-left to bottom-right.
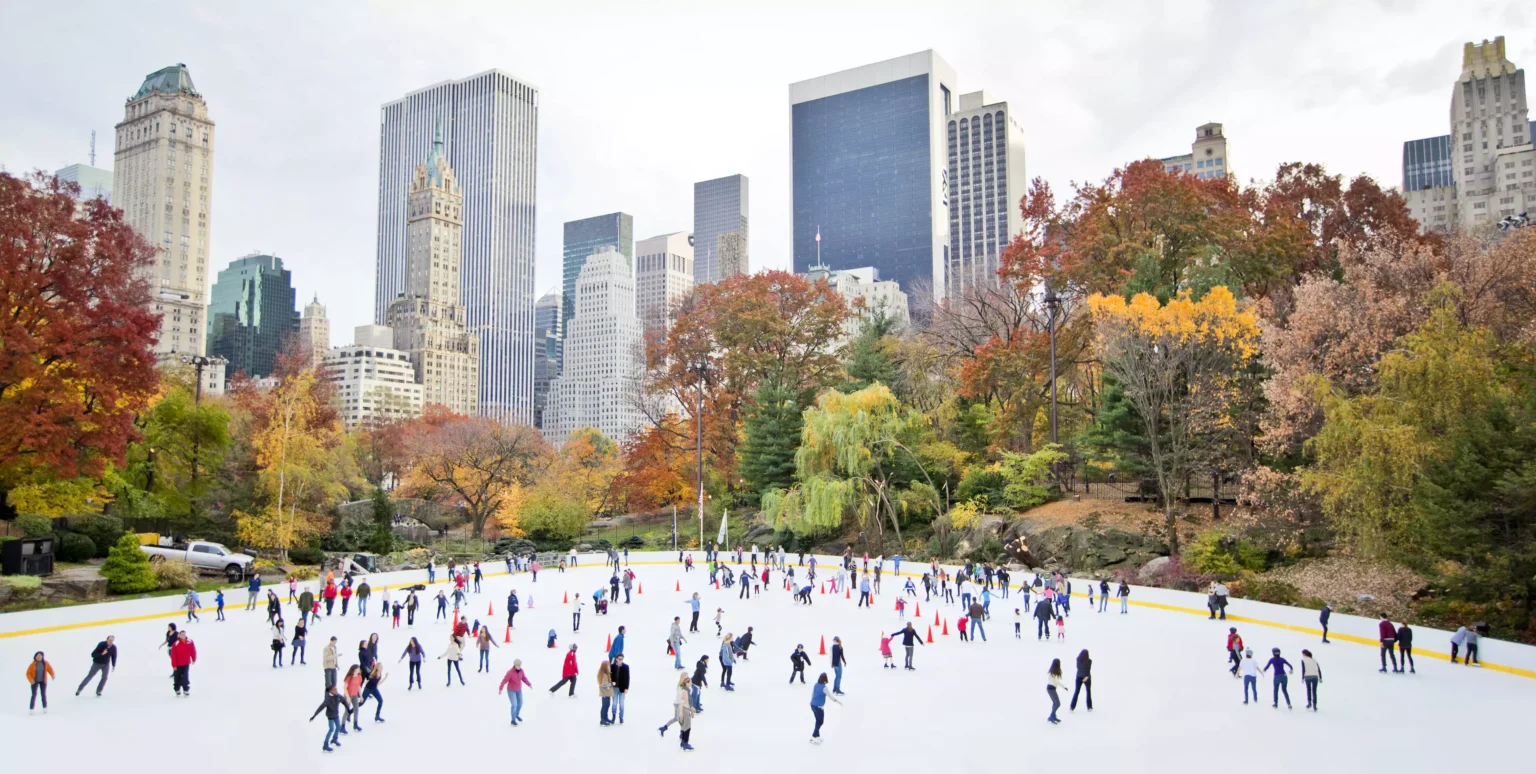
{"left": 953, "top": 514, "right": 1009, "bottom": 558}
{"left": 1138, "top": 556, "right": 1173, "bottom": 583}
{"left": 1000, "top": 522, "right": 1166, "bottom": 576}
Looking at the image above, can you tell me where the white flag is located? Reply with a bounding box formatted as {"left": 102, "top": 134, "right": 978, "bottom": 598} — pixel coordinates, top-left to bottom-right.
{"left": 717, "top": 508, "right": 729, "bottom": 548}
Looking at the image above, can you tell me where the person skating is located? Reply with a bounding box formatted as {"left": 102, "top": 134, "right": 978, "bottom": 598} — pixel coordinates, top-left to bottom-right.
{"left": 669, "top": 617, "right": 686, "bottom": 670}
{"left": 1263, "top": 647, "right": 1293, "bottom": 709}
{"left": 170, "top": 630, "right": 196, "bottom": 696}
{"left": 439, "top": 634, "right": 466, "bottom": 687}
{"left": 1226, "top": 628, "right": 1244, "bottom": 676}
{"left": 572, "top": 597, "right": 584, "bottom": 632}
{"left": 1463, "top": 624, "right": 1481, "bottom": 666}
{"left": 270, "top": 617, "right": 287, "bottom": 668}
{"left": 1377, "top": 614, "right": 1399, "bottom": 673}
{"left": 718, "top": 635, "right": 737, "bottom": 691}
{"left": 476, "top": 626, "right": 500, "bottom": 672}
{"left": 399, "top": 637, "right": 424, "bottom": 689}
{"left": 184, "top": 588, "right": 201, "bottom": 623}
{"left": 323, "top": 582, "right": 338, "bottom": 616}
{"left": 214, "top": 589, "right": 225, "bottom": 621}
{"left": 265, "top": 589, "right": 280, "bottom": 624}
{"left": 829, "top": 636, "right": 847, "bottom": 694}
{"left": 659, "top": 672, "right": 689, "bottom": 737}
{"left": 809, "top": 672, "right": 842, "bottom": 744}
{"left": 323, "top": 637, "right": 339, "bottom": 689}
{"left": 76, "top": 636, "right": 117, "bottom": 697}
{"left": 687, "top": 593, "right": 701, "bottom": 633}
{"left": 714, "top": 607, "right": 724, "bottom": 637}
{"left": 299, "top": 587, "right": 315, "bottom": 626}
{"left": 1397, "top": 621, "right": 1415, "bottom": 673}
{"left": 550, "top": 643, "right": 580, "bottom": 697}
{"left": 889, "top": 623, "right": 925, "bottom": 670}
{"left": 675, "top": 673, "right": 697, "bottom": 751}
{"left": 608, "top": 625, "right": 626, "bottom": 663}
{"left": 1033, "top": 597, "right": 1055, "bottom": 640}
{"left": 1046, "top": 658, "right": 1064, "bottom": 724}
{"left": 356, "top": 580, "right": 370, "bottom": 616}
{"left": 611, "top": 653, "right": 630, "bottom": 724}
{"left": 968, "top": 599, "right": 987, "bottom": 641}
{"left": 1070, "top": 649, "right": 1093, "bottom": 711}
{"left": 26, "top": 652, "right": 54, "bottom": 713}
{"left": 880, "top": 634, "right": 894, "bottom": 668}
{"left": 246, "top": 572, "right": 262, "bottom": 611}
{"left": 342, "top": 665, "right": 365, "bottom": 731}
{"left": 1098, "top": 579, "right": 1110, "bottom": 612}
{"left": 1240, "top": 649, "right": 1260, "bottom": 704}
{"left": 378, "top": 586, "right": 390, "bottom": 619}
{"left": 1319, "top": 603, "right": 1333, "bottom": 643}
{"left": 435, "top": 590, "right": 448, "bottom": 621}
{"left": 857, "top": 577, "right": 872, "bottom": 607}
{"left": 310, "top": 685, "right": 346, "bottom": 751}
{"left": 789, "top": 644, "right": 810, "bottom": 684}
{"left": 735, "top": 628, "right": 754, "bottom": 660}
{"left": 356, "top": 662, "right": 387, "bottom": 723}
{"left": 362, "top": 633, "right": 380, "bottom": 674}
{"left": 1299, "top": 649, "right": 1322, "bottom": 711}
{"left": 690, "top": 655, "right": 709, "bottom": 710}
{"left": 406, "top": 591, "right": 419, "bottom": 626}
{"left": 597, "top": 659, "right": 616, "bottom": 726}
{"left": 1117, "top": 581, "right": 1130, "bottom": 613}
{"left": 498, "top": 659, "right": 532, "bottom": 725}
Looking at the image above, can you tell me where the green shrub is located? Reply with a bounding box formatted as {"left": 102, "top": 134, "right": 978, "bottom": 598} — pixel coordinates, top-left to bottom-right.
{"left": 16, "top": 513, "right": 53, "bottom": 538}
{"left": 1182, "top": 530, "right": 1266, "bottom": 576}
{"left": 153, "top": 560, "right": 199, "bottom": 590}
{"left": 320, "top": 519, "right": 373, "bottom": 552}
{"left": 100, "top": 534, "right": 158, "bottom": 594}
{"left": 57, "top": 532, "right": 96, "bottom": 562}
{"left": 71, "top": 514, "right": 124, "bottom": 558}
{"left": 288, "top": 545, "right": 325, "bottom": 566}
{"left": 521, "top": 493, "right": 589, "bottom": 541}
{"left": 0, "top": 574, "right": 43, "bottom": 591}
{"left": 956, "top": 465, "right": 1007, "bottom": 505}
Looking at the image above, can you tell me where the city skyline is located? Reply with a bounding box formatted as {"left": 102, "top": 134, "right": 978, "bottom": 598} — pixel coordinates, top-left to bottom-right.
{"left": 3, "top": 2, "right": 1531, "bottom": 345}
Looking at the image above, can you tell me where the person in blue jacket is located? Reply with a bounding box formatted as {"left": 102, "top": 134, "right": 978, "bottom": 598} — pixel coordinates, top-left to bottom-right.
{"left": 608, "top": 626, "right": 626, "bottom": 662}
{"left": 246, "top": 573, "right": 262, "bottom": 611}
{"left": 718, "top": 635, "right": 736, "bottom": 690}
{"left": 507, "top": 590, "right": 520, "bottom": 628}
{"left": 809, "top": 672, "right": 842, "bottom": 743}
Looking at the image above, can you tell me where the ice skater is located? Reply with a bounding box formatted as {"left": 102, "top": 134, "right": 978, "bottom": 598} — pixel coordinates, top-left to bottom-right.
{"left": 1240, "top": 649, "right": 1259, "bottom": 704}
{"left": 549, "top": 643, "right": 580, "bottom": 697}
{"left": 170, "top": 630, "right": 196, "bottom": 697}
{"left": 1226, "top": 628, "right": 1244, "bottom": 675}
{"left": 790, "top": 644, "right": 810, "bottom": 683}
{"left": 687, "top": 593, "right": 701, "bottom": 632}
{"left": 1300, "top": 649, "right": 1322, "bottom": 711}
{"left": 890, "top": 623, "right": 925, "bottom": 670}
{"left": 809, "top": 672, "right": 842, "bottom": 744}
{"left": 1046, "top": 658, "right": 1064, "bottom": 724}
{"left": 1034, "top": 597, "right": 1055, "bottom": 640}
{"left": 184, "top": 588, "right": 201, "bottom": 622}
{"left": 399, "top": 637, "right": 424, "bottom": 690}
{"left": 1319, "top": 603, "right": 1332, "bottom": 643}
{"left": 1396, "top": 621, "right": 1415, "bottom": 673}
{"left": 1377, "top": 614, "right": 1399, "bottom": 673}
{"left": 1117, "top": 581, "right": 1130, "bottom": 613}
{"left": 26, "top": 651, "right": 53, "bottom": 713}
{"left": 323, "top": 637, "right": 339, "bottom": 688}
{"left": 310, "top": 685, "right": 346, "bottom": 751}
{"left": 214, "top": 589, "right": 225, "bottom": 621}
{"left": 358, "top": 662, "right": 387, "bottom": 722}
{"left": 341, "top": 665, "right": 365, "bottom": 731}
{"left": 670, "top": 617, "right": 686, "bottom": 669}
{"left": 1263, "top": 647, "right": 1293, "bottom": 709}
{"left": 440, "top": 634, "right": 466, "bottom": 686}
{"left": 690, "top": 655, "right": 709, "bottom": 710}
{"left": 476, "top": 626, "right": 499, "bottom": 672}
{"left": 718, "top": 635, "right": 736, "bottom": 691}
{"left": 829, "top": 636, "right": 847, "bottom": 694}
{"left": 880, "top": 633, "right": 894, "bottom": 668}
{"left": 598, "top": 659, "right": 616, "bottom": 726}
{"left": 1098, "top": 579, "right": 1110, "bottom": 612}
{"left": 498, "top": 659, "right": 532, "bottom": 725}
{"left": 271, "top": 617, "right": 287, "bottom": 668}
{"left": 1070, "top": 649, "right": 1092, "bottom": 711}
{"left": 76, "top": 636, "right": 116, "bottom": 697}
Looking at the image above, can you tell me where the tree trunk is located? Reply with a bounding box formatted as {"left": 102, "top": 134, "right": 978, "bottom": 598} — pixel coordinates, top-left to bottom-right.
{"left": 1164, "top": 501, "right": 1179, "bottom": 556}
{"left": 1211, "top": 472, "right": 1222, "bottom": 521}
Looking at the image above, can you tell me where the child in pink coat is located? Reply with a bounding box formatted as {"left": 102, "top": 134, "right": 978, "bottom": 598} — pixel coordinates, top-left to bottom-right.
{"left": 880, "top": 635, "right": 894, "bottom": 669}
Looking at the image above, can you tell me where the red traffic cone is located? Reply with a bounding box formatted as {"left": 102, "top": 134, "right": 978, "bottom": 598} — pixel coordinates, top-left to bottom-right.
{"left": 714, "top": 579, "right": 720, "bottom": 590}
{"left": 504, "top": 626, "right": 511, "bottom": 643}
{"left": 675, "top": 580, "right": 681, "bottom": 592}
{"left": 926, "top": 626, "right": 935, "bottom": 643}
{"left": 894, "top": 598, "right": 900, "bottom": 611}
{"left": 638, "top": 583, "right": 643, "bottom": 594}
{"left": 818, "top": 635, "right": 826, "bottom": 656}
{"left": 487, "top": 602, "right": 494, "bottom": 616}
{"left": 941, "top": 618, "right": 949, "bottom": 636}
{"left": 562, "top": 591, "right": 568, "bottom": 604}
{"left": 820, "top": 584, "right": 825, "bottom": 595}
{"left": 915, "top": 602, "right": 921, "bottom": 618}
{"left": 605, "top": 633, "right": 612, "bottom": 651}
{"left": 845, "top": 586, "right": 850, "bottom": 599}
{"left": 452, "top": 609, "right": 459, "bottom": 629}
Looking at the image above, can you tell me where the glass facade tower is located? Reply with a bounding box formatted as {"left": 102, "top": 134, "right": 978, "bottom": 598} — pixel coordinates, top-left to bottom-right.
{"left": 692, "top": 174, "right": 749, "bottom": 284}
{"left": 206, "top": 253, "right": 298, "bottom": 380}
{"left": 561, "top": 212, "right": 633, "bottom": 360}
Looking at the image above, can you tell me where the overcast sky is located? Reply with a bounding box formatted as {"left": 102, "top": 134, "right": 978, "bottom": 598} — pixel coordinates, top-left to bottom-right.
{"left": 2, "top": 0, "right": 1530, "bottom": 343}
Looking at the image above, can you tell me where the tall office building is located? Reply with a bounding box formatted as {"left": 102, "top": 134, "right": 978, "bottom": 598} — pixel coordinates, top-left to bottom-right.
{"left": 1159, "top": 122, "right": 1232, "bottom": 180}
{"left": 206, "top": 253, "right": 299, "bottom": 380}
{"left": 806, "top": 263, "right": 910, "bottom": 348}
{"left": 790, "top": 51, "right": 957, "bottom": 301}
{"left": 112, "top": 63, "right": 215, "bottom": 357}
{"left": 532, "top": 289, "right": 561, "bottom": 429}
{"left": 56, "top": 163, "right": 113, "bottom": 203}
{"left": 385, "top": 128, "right": 481, "bottom": 416}
{"left": 297, "top": 295, "right": 330, "bottom": 370}
{"left": 635, "top": 231, "right": 695, "bottom": 334}
{"left": 322, "top": 335, "right": 424, "bottom": 430}
{"left": 543, "top": 247, "right": 645, "bottom": 448}
{"left": 376, "top": 70, "right": 538, "bottom": 423}
{"left": 945, "top": 91, "right": 1027, "bottom": 298}
{"left": 1402, "top": 37, "right": 1535, "bottom": 232}
{"left": 562, "top": 212, "right": 633, "bottom": 343}
{"left": 692, "top": 175, "right": 749, "bottom": 284}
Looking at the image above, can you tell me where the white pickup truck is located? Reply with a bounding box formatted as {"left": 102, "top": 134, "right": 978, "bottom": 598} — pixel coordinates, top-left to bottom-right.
{"left": 141, "top": 540, "right": 254, "bottom": 582}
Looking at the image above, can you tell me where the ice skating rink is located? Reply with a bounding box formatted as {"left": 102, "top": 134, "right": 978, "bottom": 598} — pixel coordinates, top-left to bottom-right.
{"left": 2, "top": 552, "right": 1532, "bottom": 771}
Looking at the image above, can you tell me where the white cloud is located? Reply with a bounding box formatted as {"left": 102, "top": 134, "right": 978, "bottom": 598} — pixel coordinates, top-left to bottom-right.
{"left": 0, "top": 0, "right": 1528, "bottom": 342}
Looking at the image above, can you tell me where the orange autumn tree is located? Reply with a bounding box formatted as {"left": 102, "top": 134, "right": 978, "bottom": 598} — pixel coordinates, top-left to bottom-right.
{"left": 616, "top": 417, "right": 695, "bottom": 513}
{"left": 402, "top": 411, "right": 549, "bottom": 538}
{"left": 1088, "top": 286, "right": 1260, "bottom": 553}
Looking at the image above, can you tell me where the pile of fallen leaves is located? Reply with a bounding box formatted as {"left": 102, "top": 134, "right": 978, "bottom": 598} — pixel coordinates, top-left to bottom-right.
{"left": 1261, "top": 556, "right": 1426, "bottom": 621}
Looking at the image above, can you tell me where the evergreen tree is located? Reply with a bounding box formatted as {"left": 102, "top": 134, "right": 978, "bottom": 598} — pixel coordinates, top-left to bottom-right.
{"left": 99, "top": 533, "right": 158, "bottom": 594}
{"left": 841, "top": 310, "right": 899, "bottom": 392}
{"left": 368, "top": 487, "right": 395, "bottom": 554}
{"left": 739, "top": 382, "right": 806, "bottom": 505}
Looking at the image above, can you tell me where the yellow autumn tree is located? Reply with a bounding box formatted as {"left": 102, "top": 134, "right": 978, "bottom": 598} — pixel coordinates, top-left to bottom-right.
{"left": 1088, "top": 285, "right": 1260, "bottom": 553}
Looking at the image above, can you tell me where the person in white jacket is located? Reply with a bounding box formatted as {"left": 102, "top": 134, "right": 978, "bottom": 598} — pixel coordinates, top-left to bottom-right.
{"left": 1047, "top": 658, "right": 1065, "bottom": 724}
{"left": 439, "top": 634, "right": 465, "bottom": 686}
{"left": 1240, "top": 649, "right": 1261, "bottom": 704}
{"left": 1299, "top": 649, "right": 1323, "bottom": 711}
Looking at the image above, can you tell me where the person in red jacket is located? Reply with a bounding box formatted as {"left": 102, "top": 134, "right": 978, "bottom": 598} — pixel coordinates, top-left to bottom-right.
{"left": 1377, "top": 614, "right": 1399, "bottom": 673}
{"left": 340, "top": 584, "right": 353, "bottom": 616}
{"left": 1226, "top": 628, "right": 1244, "bottom": 676}
{"left": 323, "top": 583, "right": 339, "bottom": 616}
{"left": 170, "top": 631, "right": 197, "bottom": 697}
{"left": 548, "top": 643, "right": 579, "bottom": 696}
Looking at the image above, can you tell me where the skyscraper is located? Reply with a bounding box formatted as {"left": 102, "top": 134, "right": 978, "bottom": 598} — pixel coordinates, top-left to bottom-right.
{"left": 543, "top": 247, "right": 645, "bottom": 448}
{"left": 298, "top": 295, "right": 330, "bottom": 370}
{"left": 376, "top": 70, "right": 538, "bottom": 423}
{"left": 1401, "top": 37, "right": 1535, "bottom": 232}
{"left": 945, "top": 91, "right": 1027, "bottom": 298}
{"left": 112, "top": 63, "right": 215, "bottom": 358}
{"left": 562, "top": 212, "right": 633, "bottom": 342}
{"left": 385, "top": 127, "right": 481, "bottom": 416}
{"left": 1159, "top": 123, "right": 1233, "bottom": 180}
{"left": 790, "top": 51, "right": 957, "bottom": 300}
{"left": 532, "top": 289, "right": 561, "bottom": 429}
{"left": 55, "top": 163, "right": 113, "bottom": 203}
{"left": 206, "top": 253, "right": 298, "bottom": 380}
{"left": 692, "top": 174, "right": 748, "bottom": 284}
{"left": 635, "top": 231, "right": 695, "bottom": 334}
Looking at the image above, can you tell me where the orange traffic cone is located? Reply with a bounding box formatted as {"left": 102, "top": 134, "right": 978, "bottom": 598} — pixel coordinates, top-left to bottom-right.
{"left": 638, "top": 583, "right": 643, "bottom": 594}
{"left": 487, "top": 602, "right": 493, "bottom": 616}
{"left": 894, "top": 598, "right": 900, "bottom": 611}
{"left": 818, "top": 635, "right": 826, "bottom": 655}
{"left": 562, "top": 591, "right": 569, "bottom": 604}
{"left": 675, "top": 580, "right": 681, "bottom": 592}
{"left": 941, "top": 618, "right": 949, "bottom": 636}
{"left": 504, "top": 626, "right": 511, "bottom": 643}
{"left": 926, "top": 626, "right": 934, "bottom": 643}
{"left": 915, "top": 602, "right": 921, "bottom": 618}
{"left": 820, "top": 584, "right": 826, "bottom": 594}
{"left": 452, "top": 609, "right": 459, "bottom": 629}
{"left": 845, "top": 586, "right": 850, "bottom": 599}
{"left": 714, "top": 579, "right": 720, "bottom": 590}
{"left": 933, "top": 610, "right": 939, "bottom": 626}
{"left": 605, "top": 632, "right": 612, "bottom": 651}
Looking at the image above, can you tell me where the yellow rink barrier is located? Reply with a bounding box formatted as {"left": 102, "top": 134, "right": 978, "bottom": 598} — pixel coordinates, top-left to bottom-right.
{"left": 2, "top": 558, "right": 1532, "bottom": 680}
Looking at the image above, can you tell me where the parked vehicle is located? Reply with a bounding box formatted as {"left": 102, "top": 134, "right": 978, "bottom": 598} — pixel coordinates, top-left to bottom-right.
{"left": 140, "top": 538, "right": 254, "bottom": 582}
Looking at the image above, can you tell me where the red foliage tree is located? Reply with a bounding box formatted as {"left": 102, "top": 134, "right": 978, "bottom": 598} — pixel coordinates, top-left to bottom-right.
{"left": 0, "top": 172, "right": 160, "bottom": 514}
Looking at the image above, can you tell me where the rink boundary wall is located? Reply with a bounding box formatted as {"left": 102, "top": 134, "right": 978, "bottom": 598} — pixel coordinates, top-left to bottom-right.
{"left": 2, "top": 553, "right": 1533, "bottom": 681}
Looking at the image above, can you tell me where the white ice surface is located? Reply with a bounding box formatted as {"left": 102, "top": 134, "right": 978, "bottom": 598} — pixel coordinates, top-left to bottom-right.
{"left": 1, "top": 552, "right": 1532, "bottom": 772}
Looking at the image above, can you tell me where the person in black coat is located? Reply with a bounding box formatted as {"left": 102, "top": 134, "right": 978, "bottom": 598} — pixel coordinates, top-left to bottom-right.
{"left": 1396, "top": 622, "right": 1415, "bottom": 673}
{"left": 76, "top": 636, "right": 118, "bottom": 697}
{"left": 309, "top": 685, "right": 347, "bottom": 752}
{"left": 888, "top": 623, "right": 926, "bottom": 670}
{"left": 1033, "top": 598, "right": 1055, "bottom": 640}
{"left": 1319, "top": 603, "right": 1332, "bottom": 643}
{"left": 611, "top": 654, "right": 631, "bottom": 724}
{"left": 690, "top": 655, "right": 709, "bottom": 711}
{"left": 734, "top": 628, "right": 754, "bottom": 660}
{"left": 789, "top": 645, "right": 811, "bottom": 683}
{"left": 1070, "top": 649, "right": 1093, "bottom": 710}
